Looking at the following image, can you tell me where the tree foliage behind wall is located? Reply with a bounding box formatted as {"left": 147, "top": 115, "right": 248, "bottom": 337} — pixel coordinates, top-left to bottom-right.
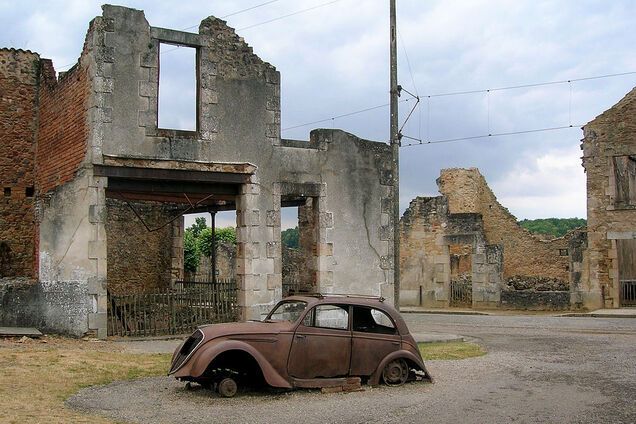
{"left": 184, "top": 221, "right": 237, "bottom": 272}
{"left": 518, "top": 218, "right": 586, "bottom": 238}
{"left": 281, "top": 226, "right": 299, "bottom": 249}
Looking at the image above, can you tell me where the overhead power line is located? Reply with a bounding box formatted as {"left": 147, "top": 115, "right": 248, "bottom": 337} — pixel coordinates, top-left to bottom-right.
{"left": 425, "top": 71, "right": 636, "bottom": 98}
{"left": 282, "top": 98, "right": 414, "bottom": 131}
{"left": 281, "top": 70, "right": 636, "bottom": 133}
{"left": 181, "top": 0, "right": 281, "bottom": 31}
{"left": 238, "top": 0, "right": 342, "bottom": 31}
{"left": 400, "top": 124, "right": 584, "bottom": 147}
{"left": 161, "top": 0, "right": 342, "bottom": 56}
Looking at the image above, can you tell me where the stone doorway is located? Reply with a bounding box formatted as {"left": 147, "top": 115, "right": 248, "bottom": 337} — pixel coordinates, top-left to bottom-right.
{"left": 617, "top": 239, "right": 636, "bottom": 307}
{"left": 449, "top": 243, "right": 473, "bottom": 307}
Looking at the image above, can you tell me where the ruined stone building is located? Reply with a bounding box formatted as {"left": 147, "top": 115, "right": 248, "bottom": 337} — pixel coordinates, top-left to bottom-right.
{"left": 0, "top": 5, "right": 394, "bottom": 337}
{"left": 400, "top": 168, "right": 585, "bottom": 310}
{"left": 582, "top": 87, "right": 636, "bottom": 309}
{"left": 400, "top": 87, "right": 636, "bottom": 311}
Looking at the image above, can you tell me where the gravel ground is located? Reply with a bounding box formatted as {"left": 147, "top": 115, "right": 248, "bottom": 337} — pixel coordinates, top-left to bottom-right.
{"left": 67, "top": 314, "right": 636, "bottom": 423}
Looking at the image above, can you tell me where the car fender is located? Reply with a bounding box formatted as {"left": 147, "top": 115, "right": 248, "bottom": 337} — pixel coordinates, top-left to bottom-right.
{"left": 368, "top": 350, "right": 433, "bottom": 386}
{"left": 187, "top": 339, "right": 292, "bottom": 389}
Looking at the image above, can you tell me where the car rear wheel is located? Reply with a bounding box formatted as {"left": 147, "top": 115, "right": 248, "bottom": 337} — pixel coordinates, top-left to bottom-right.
{"left": 217, "top": 377, "right": 238, "bottom": 398}
{"left": 382, "top": 358, "right": 408, "bottom": 386}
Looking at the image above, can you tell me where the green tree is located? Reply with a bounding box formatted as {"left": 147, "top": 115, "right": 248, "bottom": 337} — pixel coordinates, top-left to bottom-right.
{"left": 281, "top": 226, "right": 299, "bottom": 249}
{"left": 518, "top": 218, "right": 586, "bottom": 238}
{"left": 198, "top": 226, "right": 237, "bottom": 256}
{"left": 183, "top": 229, "right": 199, "bottom": 273}
{"left": 189, "top": 216, "right": 208, "bottom": 238}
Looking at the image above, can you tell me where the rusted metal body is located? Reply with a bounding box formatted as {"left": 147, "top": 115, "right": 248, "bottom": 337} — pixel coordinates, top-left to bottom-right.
{"left": 169, "top": 294, "right": 432, "bottom": 394}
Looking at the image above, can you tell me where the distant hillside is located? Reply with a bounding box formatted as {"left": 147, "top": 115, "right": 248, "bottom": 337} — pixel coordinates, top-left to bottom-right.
{"left": 518, "top": 218, "right": 586, "bottom": 238}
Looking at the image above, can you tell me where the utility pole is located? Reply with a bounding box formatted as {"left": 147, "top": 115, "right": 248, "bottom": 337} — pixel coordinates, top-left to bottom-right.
{"left": 390, "top": 0, "right": 400, "bottom": 310}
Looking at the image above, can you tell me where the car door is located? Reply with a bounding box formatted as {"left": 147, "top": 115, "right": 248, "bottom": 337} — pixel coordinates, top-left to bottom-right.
{"left": 350, "top": 306, "right": 401, "bottom": 376}
{"left": 287, "top": 304, "right": 351, "bottom": 379}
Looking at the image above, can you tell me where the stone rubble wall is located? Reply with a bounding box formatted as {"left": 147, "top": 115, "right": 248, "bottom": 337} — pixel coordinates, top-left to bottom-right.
{"left": 401, "top": 168, "right": 583, "bottom": 310}
{"left": 582, "top": 87, "right": 636, "bottom": 309}
{"left": 438, "top": 168, "right": 574, "bottom": 281}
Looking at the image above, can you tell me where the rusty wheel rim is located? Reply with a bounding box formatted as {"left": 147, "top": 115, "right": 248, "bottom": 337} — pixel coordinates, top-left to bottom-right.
{"left": 382, "top": 358, "right": 408, "bottom": 386}
{"left": 217, "top": 377, "right": 238, "bottom": 398}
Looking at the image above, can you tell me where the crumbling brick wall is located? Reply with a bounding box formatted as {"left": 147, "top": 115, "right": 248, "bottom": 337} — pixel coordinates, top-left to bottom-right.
{"left": 582, "top": 87, "right": 636, "bottom": 309}
{"left": 105, "top": 198, "right": 178, "bottom": 295}
{"left": 36, "top": 60, "right": 89, "bottom": 194}
{"left": 0, "top": 49, "right": 39, "bottom": 278}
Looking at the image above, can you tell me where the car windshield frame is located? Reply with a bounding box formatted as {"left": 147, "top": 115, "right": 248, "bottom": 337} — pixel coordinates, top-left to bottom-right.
{"left": 264, "top": 300, "right": 308, "bottom": 323}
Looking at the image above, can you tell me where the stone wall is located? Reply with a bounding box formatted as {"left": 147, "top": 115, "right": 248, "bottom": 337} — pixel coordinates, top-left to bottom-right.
{"left": 582, "top": 87, "right": 636, "bottom": 309}
{"left": 400, "top": 169, "right": 583, "bottom": 310}
{"left": 0, "top": 49, "right": 39, "bottom": 278}
{"left": 438, "top": 168, "right": 573, "bottom": 281}
{"left": 105, "top": 198, "right": 178, "bottom": 295}
{"left": 186, "top": 240, "right": 237, "bottom": 281}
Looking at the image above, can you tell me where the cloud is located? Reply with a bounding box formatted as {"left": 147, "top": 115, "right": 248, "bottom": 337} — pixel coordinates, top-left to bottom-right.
{"left": 2, "top": 0, "right": 636, "bottom": 222}
{"left": 491, "top": 146, "right": 586, "bottom": 219}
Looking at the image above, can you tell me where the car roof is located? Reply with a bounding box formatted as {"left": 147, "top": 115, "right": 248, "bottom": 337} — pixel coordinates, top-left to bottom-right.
{"left": 281, "top": 293, "right": 410, "bottom": 334}
{"left": 284, "top": 293, "right": 387, "bottom": 307}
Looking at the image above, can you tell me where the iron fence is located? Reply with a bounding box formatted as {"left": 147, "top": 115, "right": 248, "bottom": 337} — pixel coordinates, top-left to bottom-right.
{"left": 449, "top": 279, "right": 472, "bottom": 307}
{"left": 620, "top": 280, "right": 636, "bottom": 307}
{"left": 108, "top": 278, "right": 238, "bottom": 337}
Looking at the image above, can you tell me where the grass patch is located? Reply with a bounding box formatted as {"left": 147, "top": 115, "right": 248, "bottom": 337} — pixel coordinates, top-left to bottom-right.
{"left": 418, "top": 341, "right": 486, "bottom": 360}
{"left": 0, "top": 336, "right": 170, "bottom": 423}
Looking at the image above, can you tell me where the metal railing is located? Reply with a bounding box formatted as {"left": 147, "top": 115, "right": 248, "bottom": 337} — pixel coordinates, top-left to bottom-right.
{"left": 620, "top": 280, "right": 636, "bottom": 307}
{"left": 449, "top": 279, "right": 472, "bottom": 307}
{"left": 108, "top": 278, "right": 238, "bottom": 337}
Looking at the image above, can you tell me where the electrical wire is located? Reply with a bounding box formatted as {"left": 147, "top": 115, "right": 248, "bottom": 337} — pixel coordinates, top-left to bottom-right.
{"left": 400, "top": 124, "right": 584, "bottom": 147}
{"left": 181, "top": 0, "right": 281, "bottom": 30}
{"left": 425, "top": 71, "right": 636, "bottom": 98}
{"left": 238, "top": 0, "right": 342, "bottom": 31}
{"left": 281, "top": 70, "right": 636, "bottom": 132}
{"left": 282, "top": 98, "right": 413, "bottom": 131}
{"left": 161, "top": 0, "right": 342, "bottom": 55}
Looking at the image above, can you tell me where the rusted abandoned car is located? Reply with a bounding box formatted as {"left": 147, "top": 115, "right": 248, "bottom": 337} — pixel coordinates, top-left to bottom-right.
{"left": 169, "top": 294, "right": 432, "bottom": 397}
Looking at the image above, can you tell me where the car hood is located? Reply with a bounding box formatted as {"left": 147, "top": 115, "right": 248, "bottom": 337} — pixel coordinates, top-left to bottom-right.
{"left": 198, "top": 320, "right": 293, "bottom": 339}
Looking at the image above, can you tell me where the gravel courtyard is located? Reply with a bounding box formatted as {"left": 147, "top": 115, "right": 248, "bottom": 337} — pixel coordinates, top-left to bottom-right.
{"left": 67, "top": 313, "right": 636, "bottom": 424}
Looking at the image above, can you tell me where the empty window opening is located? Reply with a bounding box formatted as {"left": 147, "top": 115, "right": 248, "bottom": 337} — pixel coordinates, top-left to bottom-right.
{"left": 613, "top": 155, "right": 636, "bottom": 207}
{"left": 3, "top": 187, "right": 11, "bottom": 197}
{"left": 158, "top": 43, "right": 197, "bottom": 131}
{"left": 25, "top": 186, "right": 34, "bottom": 197}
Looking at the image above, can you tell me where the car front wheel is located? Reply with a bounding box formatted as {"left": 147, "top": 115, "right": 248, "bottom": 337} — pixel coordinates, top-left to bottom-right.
{"left": 382, "top": 358, "right": 408, "bottom": 386}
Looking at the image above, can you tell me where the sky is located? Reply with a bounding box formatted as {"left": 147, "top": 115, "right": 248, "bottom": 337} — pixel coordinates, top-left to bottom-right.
{"left": 2, "top": 0, "right": 636, "bottom": 228}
